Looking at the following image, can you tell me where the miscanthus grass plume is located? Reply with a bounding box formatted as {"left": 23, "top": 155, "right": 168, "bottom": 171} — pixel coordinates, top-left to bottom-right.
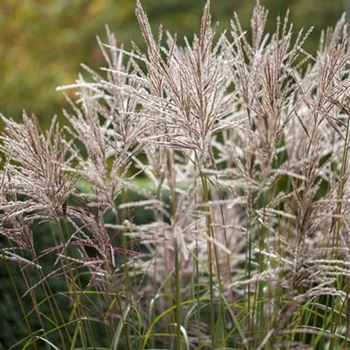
{"left": 1, "top": 1, "right": 350, "bottom": 349}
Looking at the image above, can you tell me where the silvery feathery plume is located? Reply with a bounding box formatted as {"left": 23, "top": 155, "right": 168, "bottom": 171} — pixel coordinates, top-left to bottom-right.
{"left": 0, "top": 114, "right": 73, "bottom": 220}
{"left": 133, "top": 0, "right": 233, "bottom": 163}
{"left": 293, "top": 14, "right": 350, "bottom": 141}
{"left": 208, "top": 6, "right": 350, "bottom": 327}
{"left": 0, "top": 115, "right": 71, "bottom": 267}
{"left": 210, "top": 6, "right": 314, "bottom": 226}
{"left": 60, "top": 29, "right": 147, "bottom": 209}
{"left": 0, "top": 166, "right": 35, "bottom": 263}
{"left": 0, "top": 222, "right": 35, "bottom": 265}
{"left": 56, "top": 209, "right": 118, "bottom": 289}
{"left": 225, "top": 4, "right": 313, "bottom": 171}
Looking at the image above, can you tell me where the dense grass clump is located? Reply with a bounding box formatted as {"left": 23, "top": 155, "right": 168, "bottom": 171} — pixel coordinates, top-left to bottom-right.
{"left": 1, "top": 1, "right": 350, "bottom": 349}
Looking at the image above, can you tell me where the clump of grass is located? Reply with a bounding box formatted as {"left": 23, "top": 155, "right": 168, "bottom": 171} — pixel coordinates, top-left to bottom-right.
{"left": 1, "top": 1, "right": 350, "bottom": 349}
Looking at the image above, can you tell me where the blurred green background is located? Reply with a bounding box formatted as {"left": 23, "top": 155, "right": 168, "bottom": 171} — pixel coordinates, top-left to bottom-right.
{"left": 2, "top": 0, "right": 346, "bottom": 128}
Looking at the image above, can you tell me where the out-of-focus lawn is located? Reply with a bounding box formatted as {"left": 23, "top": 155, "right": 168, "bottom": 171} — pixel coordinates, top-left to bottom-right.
{"left": 2, "top": 0, "right": 344, "bottom": 128}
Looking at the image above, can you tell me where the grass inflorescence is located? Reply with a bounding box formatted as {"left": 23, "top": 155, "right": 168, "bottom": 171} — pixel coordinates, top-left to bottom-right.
{"left": 1, "top": 1, "right": 350, "bottom": 349}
